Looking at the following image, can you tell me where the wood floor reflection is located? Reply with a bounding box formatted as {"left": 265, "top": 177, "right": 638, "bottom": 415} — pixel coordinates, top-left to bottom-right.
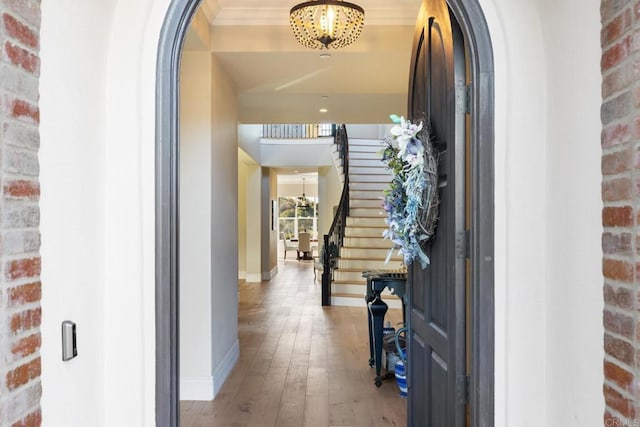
{"left": 180, "top": 257, "right": 406, "bottom": 427}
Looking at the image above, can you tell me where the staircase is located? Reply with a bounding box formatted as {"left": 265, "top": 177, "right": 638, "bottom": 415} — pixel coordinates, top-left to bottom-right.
{"left": 331, "top": 138, "right": 404, "bottom": 307}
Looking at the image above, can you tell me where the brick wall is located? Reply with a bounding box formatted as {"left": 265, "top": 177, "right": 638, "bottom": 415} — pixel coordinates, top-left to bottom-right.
{"left": 602, "top": 0, "right": 640, "bottom": 425}
{"left": 0, "top": 1, "right": 41, "bottom": 426}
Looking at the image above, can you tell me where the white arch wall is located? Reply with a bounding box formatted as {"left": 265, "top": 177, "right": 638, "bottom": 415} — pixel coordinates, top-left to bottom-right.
{"left": 38, "top": 0, "right": 603, "bottom": 426}
{"left": 480, "top": 0, "right": 603, "bottom": 425}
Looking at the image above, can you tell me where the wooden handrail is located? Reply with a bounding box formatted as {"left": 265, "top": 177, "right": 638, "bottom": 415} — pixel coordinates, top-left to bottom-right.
{"left": 321, "top": 124, "right": 349, "bottom": 306}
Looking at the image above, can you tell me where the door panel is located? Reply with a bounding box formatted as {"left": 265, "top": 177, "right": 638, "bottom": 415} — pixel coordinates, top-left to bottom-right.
{"left": 407, "top": 0, "right": 466, "bottom": 425}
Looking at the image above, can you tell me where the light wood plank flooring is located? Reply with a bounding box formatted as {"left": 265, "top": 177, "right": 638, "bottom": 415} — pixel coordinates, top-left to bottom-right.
{"left": 180, "top": 257, "right": 406, "bottom": 427}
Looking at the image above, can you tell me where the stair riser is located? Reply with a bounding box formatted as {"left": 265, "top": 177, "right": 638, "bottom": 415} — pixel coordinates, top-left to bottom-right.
{"left": 342, "top": 247, "right": 400, "bottom": 259}
{"left": 344, "top": 227, "right": 386, "bottom": 238}
{"left": 349, "top": 138, "right": 384, "bottom": 146}
{"left": 347, "top": 217, "right": 387, "bottom": 227}
{"left": 350, "top": 190, "right": 384, "bottom": 200}
{"left": 350, "top": 182, "right": 389, "bottom": 191}
{"left": 338, "top": 258, "right": 404, "bottom": 270}
{"left": 334, "top": 270, "right": 369, "bottom": 281}
{"left": 350, "top": 175, "right": 391, "bottom": 184}
{"left": 349, "top": 208, "right": 385, "bottom": 218}
{"left": 349, "top": 145, "right": 384, "bottom": 154}
{"left": 349, "top": 151, "right": 381, "bottom": 160}
{"left": 350, "top": 199, "right": 384, "bottom": 209}
{"left": 349, "top": 158, "right": 386, "bottom": 168}
{"left": 332, "top": 283, "right": 367, "bottom": 295}
{"left": 349, "top": 167, "right": 390, "bottom": 176}
{"left": 344, "top": 237, "right": 393, "bottom": 248}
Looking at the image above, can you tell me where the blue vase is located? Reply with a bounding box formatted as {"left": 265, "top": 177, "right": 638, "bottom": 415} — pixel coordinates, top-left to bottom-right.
{"left": 394, "top": 326, "right": 408, "bottom": 398}
{"left": 394, "top": 354, "right": 408, "bottom": 398}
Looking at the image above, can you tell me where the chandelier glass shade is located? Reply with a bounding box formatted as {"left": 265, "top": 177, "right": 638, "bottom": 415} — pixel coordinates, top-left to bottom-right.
{"left": 290, "top": 0, "right": 365, "bottom": 50}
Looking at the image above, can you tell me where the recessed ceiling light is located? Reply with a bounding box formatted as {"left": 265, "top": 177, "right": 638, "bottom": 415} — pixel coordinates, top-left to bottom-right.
{"left": 319, "top": 53, "right": 331, "bottom": 59}
{"left": 320, "top": 108, "right": 328, "bottom": 113}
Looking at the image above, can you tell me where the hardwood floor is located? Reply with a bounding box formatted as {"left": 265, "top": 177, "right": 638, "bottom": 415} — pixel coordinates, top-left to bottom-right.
{"left": 180, "top": 257, "right": 407, "bottom": 427}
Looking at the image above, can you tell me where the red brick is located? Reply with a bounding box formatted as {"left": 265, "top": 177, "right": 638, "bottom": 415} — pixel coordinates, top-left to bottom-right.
{"left": 6, "top": 357, "right": 40, "bottom": 391}
{"left": 603, "top": 232, "right": 632, "bottom": 255}
{"left": 603, "top": 206, "right": 634, "bottom": 227}
{"left": 604, "top": 309, "right": 635, "bottom": 339}
{"left": 603, "top": 0, "right": 632, "bottom": 21}
{"left": 603, "top": 8, "right": 632, "bottom": 46}
{"left": 4, "top": 41, "right": 39, "bottom": 74}
{"left": 604, "top": 258, "right": 634, "bottom": 282}
{"left": 8, "top": 282, "right": 41, "bottom": 307}
{"left": 604, "top": 360, "right": 634, "bottom": 391}
{"left": 603, "top": 148, "right": 632, "bottom": 173}
{"left": 602, "top": 36, "right": 632, "bottom": 70}
{"left": 2, "top": 14, "right": 38, "bottom": 49}
{"left": 603, "top": 64, "right": 633, "bottom": 97}
{"left": 603, "top": 123, "right": 631, "bottom": 147}
{"left": 11, "top": 409, "right": 41, "bottom": 427}
{"left": 10, "top": 307, "right": 41, "bottom": 334}
{"left": 6, "top": 257, "right": 41, "bottom": 281}
{"left": 603, "top": 177, "right": 632, "bottom": 201}
{"left": 604, "top": 334, "right": 635, "bottom": 365}
{"left": 4, "top": 180, "right": 39, "bottom": 199}
{"left": 8, "top": 98, "right": 39, "bottom": 123}
{"left": 0, "top": 0, "right": 41, "bottom": 28}
{"left": 11, "top": 333, "right": 40, "bottom": 359}
{"left": 604, "top": 384, "right": 636, "bottom": 419}
{"left": 604, "top": 284, "right": 634, "bottom": 310}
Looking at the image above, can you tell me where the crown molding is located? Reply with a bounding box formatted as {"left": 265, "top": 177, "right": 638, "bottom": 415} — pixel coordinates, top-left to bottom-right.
{"left": 212, "top": 6, "right": 418, "bottom": 27}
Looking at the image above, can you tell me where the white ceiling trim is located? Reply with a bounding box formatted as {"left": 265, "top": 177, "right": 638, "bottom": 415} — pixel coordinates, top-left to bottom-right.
{"left": 212, "top": 7, "right": 418, "bottom": 27}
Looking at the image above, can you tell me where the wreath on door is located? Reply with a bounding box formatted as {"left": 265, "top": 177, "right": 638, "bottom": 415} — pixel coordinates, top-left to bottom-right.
{"left": 381, "top": 114, "right": 439, "bottom": 269}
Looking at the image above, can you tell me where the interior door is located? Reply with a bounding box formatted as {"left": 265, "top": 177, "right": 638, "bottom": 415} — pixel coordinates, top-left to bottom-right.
{"left": 406, "top": 0, "right": 467, "bottom": 425}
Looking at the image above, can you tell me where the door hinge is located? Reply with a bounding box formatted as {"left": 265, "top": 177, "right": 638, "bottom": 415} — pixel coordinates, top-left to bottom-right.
{"left": 456, "top": 84, "right": 472, "bottom": 114}
{"left": 455, "top": 229, "right": 471, "bottom": 259}
{"left": 465, "top": 84, "right": 472, "bottom": 114}
{"left": 456, "top": 375, "right": 470, "bottom": 404}
{"left": 465, "top": 228, "right": 471, "bottom": 259}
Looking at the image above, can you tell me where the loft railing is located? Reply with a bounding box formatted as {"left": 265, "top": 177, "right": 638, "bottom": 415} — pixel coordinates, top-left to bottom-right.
{"left": 261, "top": 123, "right": 336, "bottom": 139}
{"left": 321, "top": 124, "right": 349, "bottom": 306}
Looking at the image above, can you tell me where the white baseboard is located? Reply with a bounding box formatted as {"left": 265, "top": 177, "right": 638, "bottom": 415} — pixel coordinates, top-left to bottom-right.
{"left": 213, "top": 339, "right": 239, "bottom": 397}
{"left": 245, "top": 273, "right": 262, "bottom": 283}
{"left": 180, "top": 376, "right": 214, "bottom": 401}
{"left": 238, "top": 270, "right": 246, "bottom": 280}
{"left": 180, "top": 339, "right": 239, "bottom": 401}
{"left": 261, "top": 265, "right": 278, "bottom": 281}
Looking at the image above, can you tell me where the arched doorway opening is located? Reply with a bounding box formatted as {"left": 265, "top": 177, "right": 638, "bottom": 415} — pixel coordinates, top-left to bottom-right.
{"left": 155, "top": 1, "right": 494, "bottom": 425}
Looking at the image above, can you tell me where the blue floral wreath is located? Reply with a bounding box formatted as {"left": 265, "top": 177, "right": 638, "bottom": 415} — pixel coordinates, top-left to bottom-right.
{"left": 381, "top": 114, "right": 439, "bottom": 269}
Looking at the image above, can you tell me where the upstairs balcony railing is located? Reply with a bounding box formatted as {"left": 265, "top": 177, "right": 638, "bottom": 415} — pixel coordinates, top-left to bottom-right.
{"left": 261, "top": 123, "right": 336, "bottom": 139}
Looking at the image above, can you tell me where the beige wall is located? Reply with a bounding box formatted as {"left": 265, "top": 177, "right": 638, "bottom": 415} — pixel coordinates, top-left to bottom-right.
{"left": 178, "top": 51, "right": 240, "bottom": 399}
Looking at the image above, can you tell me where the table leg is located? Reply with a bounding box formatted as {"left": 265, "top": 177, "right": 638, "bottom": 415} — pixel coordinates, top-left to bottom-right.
{"left": 368, "top": 295, "right": 388, "bottom": 387}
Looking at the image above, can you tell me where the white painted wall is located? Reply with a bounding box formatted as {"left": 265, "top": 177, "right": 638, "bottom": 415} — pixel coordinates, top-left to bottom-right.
{"left": 40, "top": 1, "right": 116, "bottom": 425}
{"left": 538, "top": 0, "right": 603, "bottom": 424}
{"left": 238, "top": 159, "right": 248, "bottom": 279}
{"left": 480, "top": 0, "right": 604, "bottom": 425}
{"left": 318, "top": 166, "right": 343, "bottom": 238}
{"left": 38, "top": 0, "right": 604, "bottom": 425}
{"left": 179, "top": 51, "right": 214, "bottom": 399}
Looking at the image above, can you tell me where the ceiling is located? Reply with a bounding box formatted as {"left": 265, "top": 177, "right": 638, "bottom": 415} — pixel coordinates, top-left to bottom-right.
{"left": 185, "top": 0, "right": 422, "bottom": 124}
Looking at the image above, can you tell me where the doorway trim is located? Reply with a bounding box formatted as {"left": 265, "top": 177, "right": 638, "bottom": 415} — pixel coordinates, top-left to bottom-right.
{"left": 156, "top": 1, "right": 202, "bottom": 426}
{"left": 446, "top": 0, "right": 495, "bottom": 424}
{"left": 154, "top": 0, "right": 494, "bottom": 425}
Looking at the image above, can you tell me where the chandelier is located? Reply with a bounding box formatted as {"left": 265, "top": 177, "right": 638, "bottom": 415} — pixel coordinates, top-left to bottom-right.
{"left": 290, "top": 0, "right": 365, "bottom": 50}
{"left": 298, "top": 178, "right": 309, "bottom": 208}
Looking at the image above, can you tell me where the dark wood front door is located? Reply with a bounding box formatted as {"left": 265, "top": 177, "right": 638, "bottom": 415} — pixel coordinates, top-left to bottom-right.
{"left": 406, "top": 0, "right": 467, "bottom": 425}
